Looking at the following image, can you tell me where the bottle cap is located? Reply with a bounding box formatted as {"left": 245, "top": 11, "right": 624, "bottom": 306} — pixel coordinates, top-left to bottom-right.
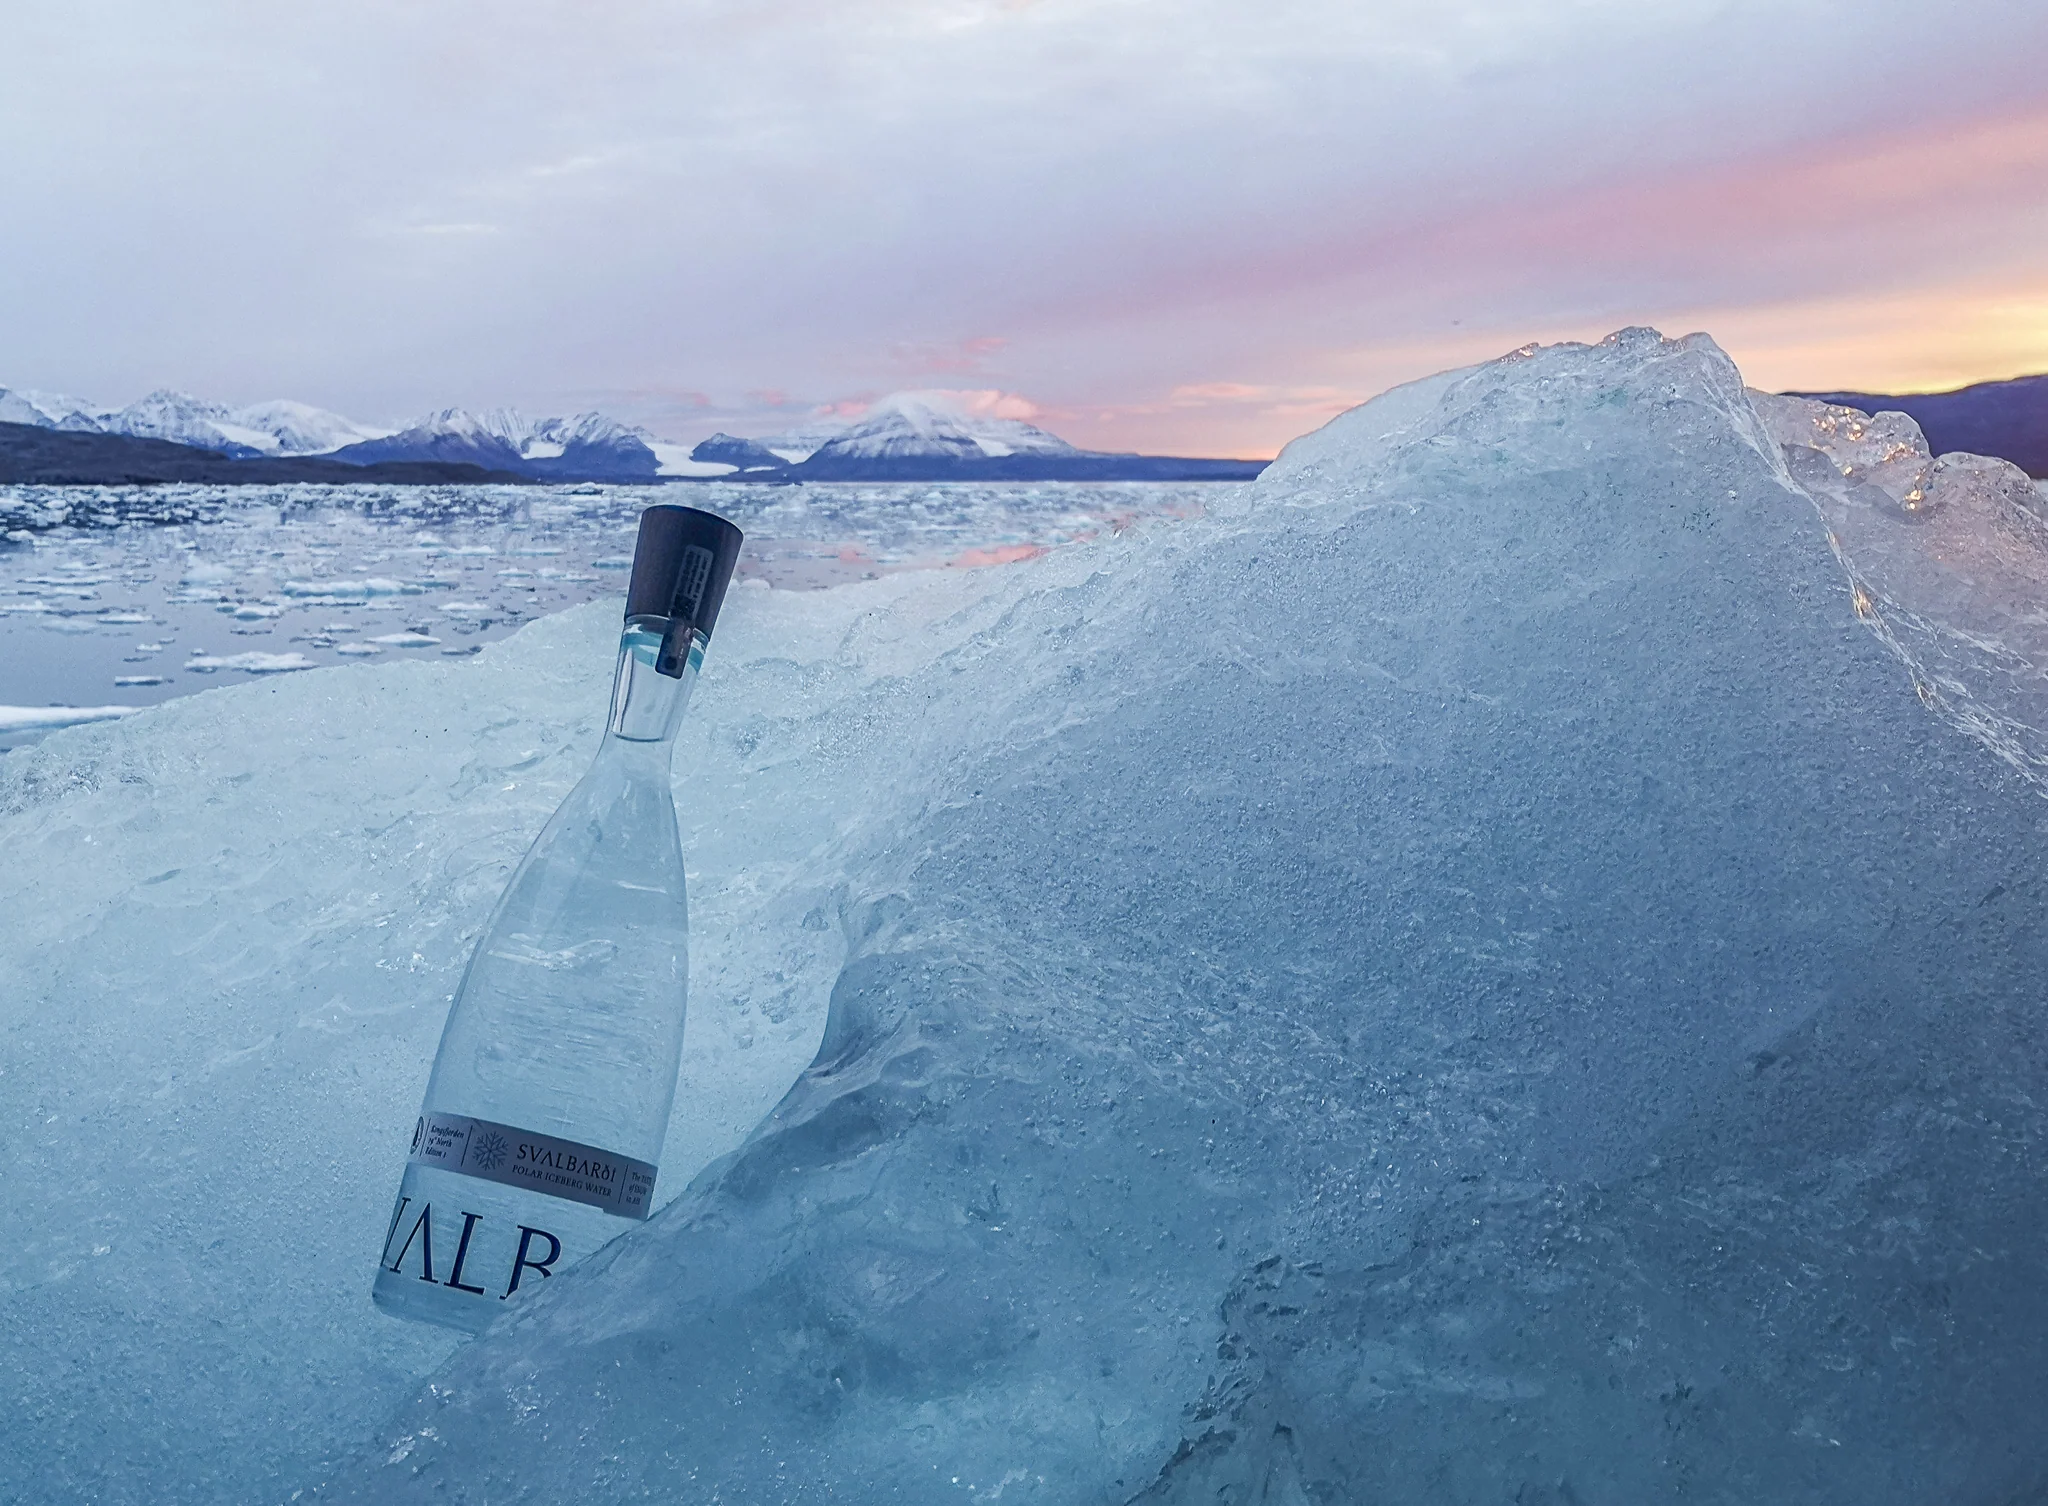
{"left": 625, "top": 504, "right": 744, "bottom": 658}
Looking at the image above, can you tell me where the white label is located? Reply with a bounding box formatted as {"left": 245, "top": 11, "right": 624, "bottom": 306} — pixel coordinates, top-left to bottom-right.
{"left": 408, "top": 1112, "right": 656, "bottom": 1220}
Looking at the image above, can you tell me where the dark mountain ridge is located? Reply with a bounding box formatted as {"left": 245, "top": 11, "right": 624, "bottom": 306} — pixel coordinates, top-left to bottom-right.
{"left": 0, "top": 422, "right": 524, "bottom": 486}
{"left": 326, "top": 410, "right": 662, "bottom": 481}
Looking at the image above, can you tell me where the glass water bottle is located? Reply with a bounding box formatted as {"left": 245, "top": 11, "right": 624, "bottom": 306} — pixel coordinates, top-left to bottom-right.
{"left": 373, "top": 504, "right": 743, "bottom": 1332}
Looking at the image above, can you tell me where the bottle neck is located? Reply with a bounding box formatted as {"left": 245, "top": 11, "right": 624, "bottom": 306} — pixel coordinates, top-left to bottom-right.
{"left": 604, "top": 615, "right": 702, "bottom": 750}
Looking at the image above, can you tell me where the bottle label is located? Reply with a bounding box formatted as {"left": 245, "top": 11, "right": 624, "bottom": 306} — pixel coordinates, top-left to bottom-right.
{"left": 408, "top": 1112, "right": 656, "bottom": 1220}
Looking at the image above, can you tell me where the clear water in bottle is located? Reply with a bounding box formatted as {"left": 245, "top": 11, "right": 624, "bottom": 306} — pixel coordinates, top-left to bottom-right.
{"left": 373, "top": 506, "right": 740, "bottom": 1332}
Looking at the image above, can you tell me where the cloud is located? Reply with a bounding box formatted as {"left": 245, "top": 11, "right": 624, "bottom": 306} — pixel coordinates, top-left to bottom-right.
{"left": 886, "top": 335, "right": 1011, "bottom": 374}
{"left": 1, "top": 0, "right": 2044, "bottom": 450}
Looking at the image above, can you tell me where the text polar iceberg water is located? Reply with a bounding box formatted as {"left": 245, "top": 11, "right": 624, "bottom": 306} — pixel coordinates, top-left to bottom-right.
{"left": 3, "top": 330, "right": 2047, "bottom": 1504}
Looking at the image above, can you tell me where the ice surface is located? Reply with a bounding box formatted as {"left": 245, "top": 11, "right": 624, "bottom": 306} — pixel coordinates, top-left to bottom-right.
{"left": 1754, "top": 390, "right": 2048, "bottom": 781}
{"left": 0, "top": 579, "right": 912, "bottom": 1502}
{"left": 6, "top": 329, "right": 2048, "bottom": 1504}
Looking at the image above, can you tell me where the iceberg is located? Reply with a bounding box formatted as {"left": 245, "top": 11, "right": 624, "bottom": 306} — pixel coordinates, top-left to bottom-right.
{"left": 5, "top": 329, "right": 2048, "bottom": 1504}
{"left": 1753, "top": 390, "right": 2048, "bottom": 780}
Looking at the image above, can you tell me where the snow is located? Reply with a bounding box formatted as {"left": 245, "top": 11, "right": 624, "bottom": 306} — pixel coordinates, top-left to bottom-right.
{"left": 94, "top": 389, "right": 244, "bottom": 450}
{"left": 789, "top": 390, "right": 1084, "bottom": 464}
{"left": 749, "top": 393, "right": 1079, "bottom": 464}
{"left": 650, "top": 440, "right": 738, "bottom": 477}
{"left": 748, "top": 419, "right": 854, "bottom": 463}
{"left": 333, "top": 408, "right": 661, "bottom": 477}
{"left": 7, "top": 328, "right": 2048, "bottom": 1502}
{"left": 0, "top": 384, "right": 387, "bottom": 455}
{"left": 229, "top": 398, "right": 391, "bottom": 454}
{"left": 0, "top": 387, "right": 105, "bottom": 430}
{"left": 0, "top": 381, "right": 643, "bottom": 465}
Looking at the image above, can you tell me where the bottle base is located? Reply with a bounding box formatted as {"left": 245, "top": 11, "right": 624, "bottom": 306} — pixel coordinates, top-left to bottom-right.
{"left": 372, "top": 1277, "right": 501, "bottom": 1335}
{"left": 371, "top": 1161, "right": 625, "bottom": 1332}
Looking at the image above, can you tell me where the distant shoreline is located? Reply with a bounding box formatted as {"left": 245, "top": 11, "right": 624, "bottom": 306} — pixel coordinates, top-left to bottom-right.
{"left": 0, "top": 422, "right": 529, "bottom": 487}
{"left": 0, "top": 420, "right": 1267, "bottom": 488}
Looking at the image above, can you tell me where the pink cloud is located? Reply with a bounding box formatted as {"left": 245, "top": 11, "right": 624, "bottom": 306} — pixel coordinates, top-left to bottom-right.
{"left": 887, "top": 334, "right": 1012, "bottom": 375}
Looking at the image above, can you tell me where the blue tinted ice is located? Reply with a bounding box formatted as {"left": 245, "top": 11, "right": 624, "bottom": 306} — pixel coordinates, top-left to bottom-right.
{"left": 5, "top": 329, "right": 2047, "bottom": 1504}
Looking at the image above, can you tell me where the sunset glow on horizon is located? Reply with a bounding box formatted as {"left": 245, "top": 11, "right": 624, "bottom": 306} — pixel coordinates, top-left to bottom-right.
{"left": 5, "top": 1, "right": 2045, "bottom": 459}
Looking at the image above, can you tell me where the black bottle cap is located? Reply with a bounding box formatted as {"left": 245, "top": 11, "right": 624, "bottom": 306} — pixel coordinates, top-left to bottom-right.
{"left": 625, "top": 505, "right": 744, "bottom": 644}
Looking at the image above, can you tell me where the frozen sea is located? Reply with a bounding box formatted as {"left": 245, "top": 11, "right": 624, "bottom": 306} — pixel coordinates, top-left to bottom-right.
{"left": 0, "top": 479, "right": 1208, "bottom": 741}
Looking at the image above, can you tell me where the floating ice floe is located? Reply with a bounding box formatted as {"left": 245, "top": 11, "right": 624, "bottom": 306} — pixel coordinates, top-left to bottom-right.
{"left": 369, "top": 631, "right": 442, "bottom": 648}
{"left": 281, "top": 578, "right": 418, "bottom": 598}
{"left": 0, "top": 703, "right": 135, "bottom": 731}
{"left": 181, "top": 651, "right": 316, "bottom": 674}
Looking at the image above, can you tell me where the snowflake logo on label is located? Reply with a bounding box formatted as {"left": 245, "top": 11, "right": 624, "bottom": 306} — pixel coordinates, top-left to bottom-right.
{"left": 469, "top": 1130, "right": 510, "bottom": 1172}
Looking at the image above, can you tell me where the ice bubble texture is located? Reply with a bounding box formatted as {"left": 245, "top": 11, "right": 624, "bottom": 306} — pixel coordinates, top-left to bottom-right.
{"left": 6, "top": 329, "right": 2048, "bottom": 1505}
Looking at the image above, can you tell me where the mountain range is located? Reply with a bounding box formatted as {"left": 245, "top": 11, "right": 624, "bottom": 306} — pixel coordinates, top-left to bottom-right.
{"left": 687, "top": 392, "right": 1268, "bottom": 481}
{"left": 9, "top": 372, "right": 2046, "bottom": 488}
{"left": 327, "top": 409, "right": 664, "bottom": 480}
{"left": 0, "top": 387, "right": 387, "bottom": 456}
{"left": 1786, "top": 373, "right": 2048, "bottom": 478}
{"left": 0, "top": 422, "right": 526, "bottom": 487}
{"left": 0, "top": 384, "right": 1268, "bottom": 485}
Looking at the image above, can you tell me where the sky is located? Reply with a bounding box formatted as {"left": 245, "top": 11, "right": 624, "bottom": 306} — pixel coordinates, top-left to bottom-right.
{"left": 3, "top": 0, "right": 2046, "bottom": 458}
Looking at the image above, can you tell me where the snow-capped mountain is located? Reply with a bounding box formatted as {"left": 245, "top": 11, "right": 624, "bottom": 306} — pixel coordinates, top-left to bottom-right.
{"left": 746, "top": 418, "right": 864, "bottom": 464}
{"left": 709, "top": 389, "right": 1265, "bottom": 481}
{"left": 230, "top": 399, "right": 389, "bottom": 456}
{"left": 748, "top": 392, "right": 1081, "bottom": 465}
{"left": 810, "top": 393, "right": 1078, "bottom": 465}
{"left": 330, "top": 408, "right": 529, "bottom": 471}
{"left": 98, "top": 390, "right": 269, "bottom": 456}
{"left": 329, "top": 408, "right": 661, "bottom": 480}
{"left": 4, "top": 378, "right": 1271, "bottom": 485}
{"left": 688, "top": 433, "right": 792, "bottom": 471}
{"left": 0, "top": 384, "right": 387, "bottom": 455}
{"left": 0, "top": 388, "right": 105, "bottom": 432}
